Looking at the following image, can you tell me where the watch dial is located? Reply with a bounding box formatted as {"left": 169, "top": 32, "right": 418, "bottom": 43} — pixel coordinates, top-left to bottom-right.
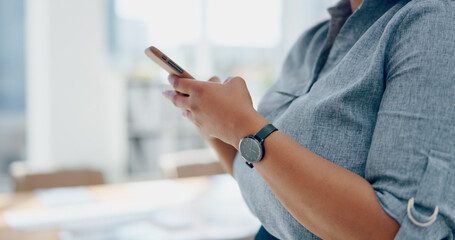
{"left": 240, "top": 137, "right": 262, "bottom": 163}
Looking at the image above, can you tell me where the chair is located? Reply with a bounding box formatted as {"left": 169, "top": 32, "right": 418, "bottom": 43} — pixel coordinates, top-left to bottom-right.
{"left": 9, "top": 161, "right": 104, "bottom": 192}
{"left": 159, "top": 148, "right": 226, "bottom": 178}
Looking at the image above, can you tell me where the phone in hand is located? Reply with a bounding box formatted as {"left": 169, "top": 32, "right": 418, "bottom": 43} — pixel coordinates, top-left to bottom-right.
{"left": 145, "top": 46, "right": 194, "bottom": 79}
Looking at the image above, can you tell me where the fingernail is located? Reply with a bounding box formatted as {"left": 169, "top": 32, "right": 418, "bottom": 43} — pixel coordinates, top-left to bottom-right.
{"left": 224, "top": 77, "right": 233, "bottom": 84}
{"left": 168, "top": 75, "right": 175, "bottom": 85}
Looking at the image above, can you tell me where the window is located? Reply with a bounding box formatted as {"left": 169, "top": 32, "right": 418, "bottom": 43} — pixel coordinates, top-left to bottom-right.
{"left": 0, "top": 0, "right": 25, "bottom": 192}
{"left": 112, "top": 0, "right": 337, "bottom": 179}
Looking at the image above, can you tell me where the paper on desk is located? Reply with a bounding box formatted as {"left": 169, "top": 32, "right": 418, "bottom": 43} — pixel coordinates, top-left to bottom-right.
{"left": 35, "top": 186, "right": 95, "bottom": 207}
{"left": 57, "top": 194, "right": 259, "bottom": 240}
{"left": 3, "top": 181, "right": 195, "bottom": 231}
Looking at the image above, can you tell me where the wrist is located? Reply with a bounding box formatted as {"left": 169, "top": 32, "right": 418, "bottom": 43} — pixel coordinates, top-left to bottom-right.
{"left": 231, "top": 110, "right": 269, "bottom": 149}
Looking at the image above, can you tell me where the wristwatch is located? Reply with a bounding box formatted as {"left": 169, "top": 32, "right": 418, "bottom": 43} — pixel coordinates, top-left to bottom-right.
{"left": 239, "top": 124, "right": 278, "bottom": 168}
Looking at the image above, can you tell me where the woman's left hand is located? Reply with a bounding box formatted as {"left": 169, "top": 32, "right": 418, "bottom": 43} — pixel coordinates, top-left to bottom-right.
{"left": 162, "top": 74, "right": 268, "bottom": 148}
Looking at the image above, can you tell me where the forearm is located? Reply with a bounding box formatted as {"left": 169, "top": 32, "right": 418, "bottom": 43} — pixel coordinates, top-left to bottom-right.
{"left": 207, "top": 137, "right": 237, "bottom": 176}
{"left": 235, "top": 117, "right": 399, "bottom": 239}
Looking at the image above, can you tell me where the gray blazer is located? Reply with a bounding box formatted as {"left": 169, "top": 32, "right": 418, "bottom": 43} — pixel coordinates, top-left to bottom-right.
{"left": 233, "top": 0, "right": 455, "bottom": 239}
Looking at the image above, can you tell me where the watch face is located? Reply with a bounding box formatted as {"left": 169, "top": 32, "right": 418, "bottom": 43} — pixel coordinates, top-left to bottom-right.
{"left": 239, "top": 137, "right": 263, "bottom": 163}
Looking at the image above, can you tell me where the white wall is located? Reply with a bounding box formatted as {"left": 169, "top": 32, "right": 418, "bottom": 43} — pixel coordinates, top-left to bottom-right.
{"left": 26, "top": 0, "right": 126, "bottom": 182}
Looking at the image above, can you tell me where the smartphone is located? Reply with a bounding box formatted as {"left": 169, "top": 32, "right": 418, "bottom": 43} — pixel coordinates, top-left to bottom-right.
{"left": 145, "top": 46, "right": 194, "bottom": 79}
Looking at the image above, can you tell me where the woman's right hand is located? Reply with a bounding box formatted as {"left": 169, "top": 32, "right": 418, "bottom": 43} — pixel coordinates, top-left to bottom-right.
{"left": 175, "top": 75, "right": 238, "bottom": 175}
{"left": 179, "top": 76, "right": 222, "bottom": 141}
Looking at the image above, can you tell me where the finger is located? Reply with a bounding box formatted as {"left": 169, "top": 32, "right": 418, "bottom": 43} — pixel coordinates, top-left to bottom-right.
{"left": 162, "top": 90, "right": 191, "bottom": 110}
{"left": 224, "top": 76, "right": 247, "bottom": 88}
{"left": 181, "top": 110, "right": 196, "bottom": 124}
{"left": 181, "top": 109, "right": 194, "bottom": 121}
{"left": 168, "top": 74, "right": 200, "bottom": 95}
{"left": 208, "top": 76, "right": 221, "bottom": 83}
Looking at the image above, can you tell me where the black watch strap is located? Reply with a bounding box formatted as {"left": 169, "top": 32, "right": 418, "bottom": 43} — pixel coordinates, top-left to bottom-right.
{"left": 244, "top": 124, "right": 278, "bottom": 168}
{"left": 255, "top": 124, "right": 278, "bottom": 141}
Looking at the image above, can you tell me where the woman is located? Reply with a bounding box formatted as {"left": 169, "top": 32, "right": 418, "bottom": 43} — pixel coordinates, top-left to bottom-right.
{"left": 162, "top": 0, "right": 455, "bottom": 239}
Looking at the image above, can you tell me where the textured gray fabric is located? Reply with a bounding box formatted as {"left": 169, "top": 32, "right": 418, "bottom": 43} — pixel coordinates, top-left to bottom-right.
{"left": 232, "top": 0, "right": 455, "bottom": 239}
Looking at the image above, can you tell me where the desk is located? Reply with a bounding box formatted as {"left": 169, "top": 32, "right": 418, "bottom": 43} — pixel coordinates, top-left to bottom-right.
{"left": 0, "top": 174, "right": 259, "bottom": 240}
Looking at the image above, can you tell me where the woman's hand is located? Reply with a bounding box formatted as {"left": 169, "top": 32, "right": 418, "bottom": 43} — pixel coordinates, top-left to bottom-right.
{"left": 162, "top": 74, "right": 268, "bottom": 148}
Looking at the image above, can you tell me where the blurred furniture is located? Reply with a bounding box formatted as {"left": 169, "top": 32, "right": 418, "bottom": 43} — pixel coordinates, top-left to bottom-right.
{"left": 10, "top": 161, "right": 104, "bottom": 192}
{"left": 0, "top": 174, "right": 258, "bottom": 240}
{"left": 159, "top": 148, "right": 226, "bottom": 178}
{"left": 127, "top": 80, "right": 205, "bottom": 179}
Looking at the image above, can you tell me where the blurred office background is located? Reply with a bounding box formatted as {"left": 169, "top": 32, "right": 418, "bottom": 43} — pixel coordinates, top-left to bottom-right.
{"left": 0, "top": 0, "right": 337, "bottom": 192}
